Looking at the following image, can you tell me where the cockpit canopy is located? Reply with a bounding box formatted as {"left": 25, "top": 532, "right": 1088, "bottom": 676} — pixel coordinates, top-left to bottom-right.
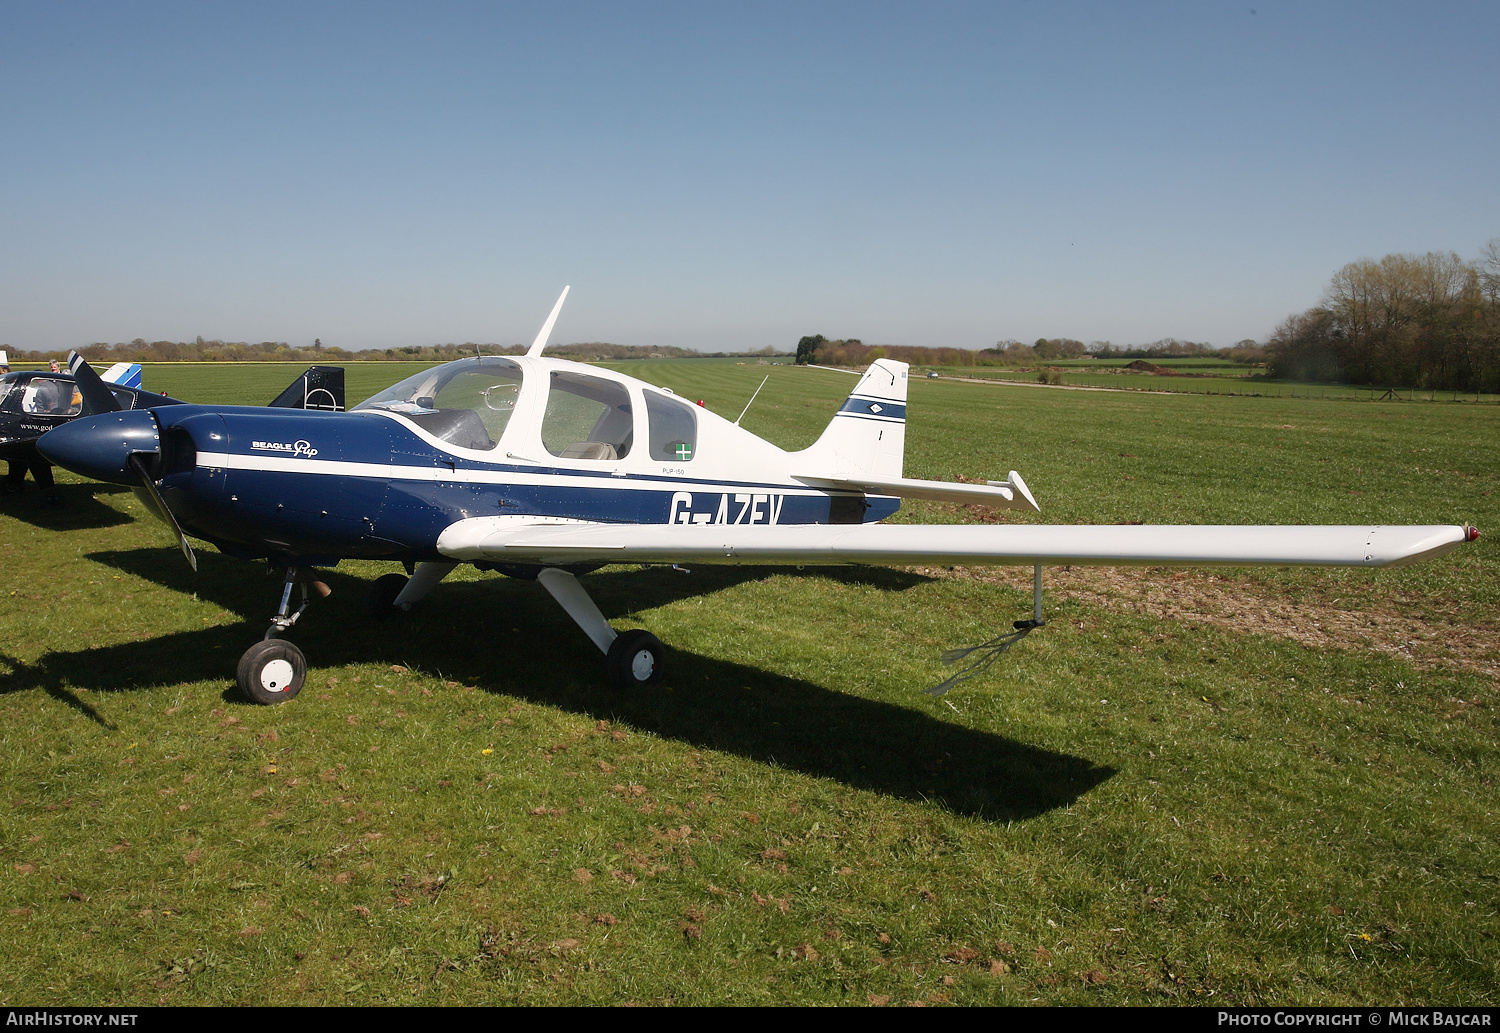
{"left": 0, "top": 373, "right": 83, "bottom": 417}
{"left": 351, "top": 355, "right": 699, "bottom": 464}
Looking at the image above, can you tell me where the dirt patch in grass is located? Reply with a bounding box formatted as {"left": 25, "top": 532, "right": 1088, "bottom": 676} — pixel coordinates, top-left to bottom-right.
{"left": 918, "top": 565, "right": 1500, "bottom": 679}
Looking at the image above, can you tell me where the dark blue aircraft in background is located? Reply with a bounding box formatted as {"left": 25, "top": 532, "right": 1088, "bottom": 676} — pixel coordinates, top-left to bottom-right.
{"left": 0, "top": 356, "right": 345, "bottom": 499}
{"left": 37, "top": 290, "right": 1477, "bottom": 707}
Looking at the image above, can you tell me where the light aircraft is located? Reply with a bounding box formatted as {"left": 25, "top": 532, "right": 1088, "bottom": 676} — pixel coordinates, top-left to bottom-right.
{"left": 0, "top": 356, "right": 346, "bottom": 494}
{"left": 38, "top": 288, "right": 1478, "bottom": 705}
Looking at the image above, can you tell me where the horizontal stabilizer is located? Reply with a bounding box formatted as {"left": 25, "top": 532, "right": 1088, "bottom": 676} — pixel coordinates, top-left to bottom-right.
{"left": 438, "top": 520, "right": 1474, "bottom": 570}
{"left": 100, "top": 362, "right": 143, "bottom": 389}
{"left": 793, "top": 469, "right": 1039, "bottom": 511}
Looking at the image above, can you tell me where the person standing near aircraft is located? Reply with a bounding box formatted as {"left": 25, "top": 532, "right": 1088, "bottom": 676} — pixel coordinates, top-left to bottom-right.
{"left": 4, "top": 453, "right": 58, "bottom": 500}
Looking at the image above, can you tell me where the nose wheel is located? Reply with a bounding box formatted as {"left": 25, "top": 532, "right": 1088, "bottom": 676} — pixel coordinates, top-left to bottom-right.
{"left": 236, "top": 566, "right": 328, "bottom": 705}
{"left": 237, "top": 638, "right": 308, "bottom": 704}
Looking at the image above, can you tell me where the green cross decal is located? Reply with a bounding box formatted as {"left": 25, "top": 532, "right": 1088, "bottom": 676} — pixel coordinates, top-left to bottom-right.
{"left": 674, "top": 442, "right": 693, "bottom": 461}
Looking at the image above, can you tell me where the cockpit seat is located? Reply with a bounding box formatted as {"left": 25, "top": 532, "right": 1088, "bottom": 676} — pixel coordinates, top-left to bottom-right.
{"left": 559, "top": 441, "right": 618, "bottom": 461}
{"left": 407, "top": 409, "right": 494, "bottom": 451}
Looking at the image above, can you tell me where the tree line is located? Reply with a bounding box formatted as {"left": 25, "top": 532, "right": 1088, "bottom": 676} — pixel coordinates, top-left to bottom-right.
{"left": 794, "top": 334, "right": 1263, "bottom": 368}
{"left": 796, "top": 240, "right": 1500, "bottom": 389}
{"left": 1265, "top": 241, "right": 1500, "bottom": 392}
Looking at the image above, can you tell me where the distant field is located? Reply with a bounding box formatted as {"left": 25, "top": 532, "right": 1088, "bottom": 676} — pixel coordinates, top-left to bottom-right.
{"left": 0, "top": 359, "right": 1495, "bottom": 1005}
{"left": 930, "top": 363, "right": 1500, "bottom": 402}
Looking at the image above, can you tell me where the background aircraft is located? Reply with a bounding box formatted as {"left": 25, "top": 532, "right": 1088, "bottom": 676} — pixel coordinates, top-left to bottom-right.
{"left": 38, "top": 291, "right": 1477, "bottom": 705}
{"left": 0, "top": 357, "right": 346, "bottom": 501}
{"left": 0, "top": 360, "right": 161, "bottom": 498}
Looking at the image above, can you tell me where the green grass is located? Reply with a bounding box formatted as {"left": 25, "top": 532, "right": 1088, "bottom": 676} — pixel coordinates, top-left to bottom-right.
{"left": 0, "top": 361, "right": 1495, "bottom": 1005}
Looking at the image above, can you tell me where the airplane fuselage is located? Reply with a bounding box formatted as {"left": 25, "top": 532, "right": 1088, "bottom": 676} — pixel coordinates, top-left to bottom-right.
{"left": 42, "top": 355, "right": 901, "bottom": 567}
{"left": 164, "top": 407, "right": 896, "bottom": 565}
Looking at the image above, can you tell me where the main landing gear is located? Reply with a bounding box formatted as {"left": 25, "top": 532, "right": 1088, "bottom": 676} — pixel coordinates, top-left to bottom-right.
{"left": 534, "top": 568, "right": 665, "bottom": 690}
{"left": 234, "top": 561, "right": 666, "bottom": 704}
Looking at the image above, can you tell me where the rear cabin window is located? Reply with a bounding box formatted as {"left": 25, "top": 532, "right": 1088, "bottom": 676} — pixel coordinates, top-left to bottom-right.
{"left": 541, "top": 372, "right": 633, "bottom": 460}
{"left": 645, "top": 390, "right": 698, "bottom": 462}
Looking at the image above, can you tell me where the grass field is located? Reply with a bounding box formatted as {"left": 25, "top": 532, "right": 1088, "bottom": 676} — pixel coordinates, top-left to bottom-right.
{"left": 0, "top": 360, "right": 1495, "bottom": 1005}
{"left": 926, "top": 361, "right": 1500, "bottom": 403}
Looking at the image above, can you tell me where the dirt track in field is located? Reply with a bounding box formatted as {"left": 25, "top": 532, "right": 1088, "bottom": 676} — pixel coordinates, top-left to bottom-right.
{"left": 915, "top": 564, "right": 1500, "bottom": 680}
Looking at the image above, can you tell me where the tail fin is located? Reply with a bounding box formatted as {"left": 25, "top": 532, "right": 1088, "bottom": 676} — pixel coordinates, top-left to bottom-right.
{"left": 67, "top": 351, "right": 124, "bottom": 414}
{"left": 794, "top": 359, "right": 908, "bottom": 478}
{"left": 268, "top": 366, "right": 345, "bottom": 411}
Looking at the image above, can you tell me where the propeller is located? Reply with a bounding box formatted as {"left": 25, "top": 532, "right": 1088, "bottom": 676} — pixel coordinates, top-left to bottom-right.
{"left": 127, "top": 453, "right": 197, "bottom": 572}
{"left": 65, "top": 351, "right": 123, "bottom": 414}
{"left": 65, "top": 353, "right": 196, "bottom": 569}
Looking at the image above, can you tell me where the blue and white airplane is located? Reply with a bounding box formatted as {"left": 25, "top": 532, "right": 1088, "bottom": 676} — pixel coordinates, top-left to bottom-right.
{"left": 39, "top": 289, "right": 1478, "bottom": 704}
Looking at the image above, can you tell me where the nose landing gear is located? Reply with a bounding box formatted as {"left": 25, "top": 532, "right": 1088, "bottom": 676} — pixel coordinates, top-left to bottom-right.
{"left": 235, "top": 566, "right": 330, "bottom": 704}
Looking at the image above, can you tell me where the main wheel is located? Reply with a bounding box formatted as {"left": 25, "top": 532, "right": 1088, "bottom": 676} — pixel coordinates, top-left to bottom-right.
{"left": 606, "top": 630, "right": 664, "bottom": 690}
{"left": 366, "top": 572, "right": 410, "bottom": 620}
{"left": 237, "top": 639, "right": 307, "bottom": 705}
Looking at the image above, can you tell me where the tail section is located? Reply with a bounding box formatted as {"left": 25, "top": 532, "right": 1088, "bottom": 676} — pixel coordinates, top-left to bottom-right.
{"left": 268, "top": 366, "right": 345, "bottom": 411}
{"left": 795, "top": 359, "right": 908, "bottom": 479}
{"left": 100, "top": 362, "right": 143, "bottom": 389}
{"left": 66, "top": 351, "right": 124, "bottom": 414}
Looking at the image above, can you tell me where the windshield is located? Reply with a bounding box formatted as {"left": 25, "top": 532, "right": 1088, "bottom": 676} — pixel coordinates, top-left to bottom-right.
{"left": 352, "top": 357, "right": 524, "bottom": 451}
{"left": 0, "top": 374, "right": 22, "bottom": 414}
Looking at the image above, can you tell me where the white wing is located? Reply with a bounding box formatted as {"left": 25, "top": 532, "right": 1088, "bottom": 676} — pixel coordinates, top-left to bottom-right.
{"left": 438, "top": 519, "right": 1473, "bottom": 570}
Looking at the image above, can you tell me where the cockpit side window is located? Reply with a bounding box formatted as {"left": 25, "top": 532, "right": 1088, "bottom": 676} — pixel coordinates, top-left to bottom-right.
{"left": 352, "top": 357, "right": 523, "bottom": 451}
{"left": 541, "top": 372, "right": 633, "bottom": 460}
{"left": 21, "top": 378, "right": 81, "bottom": 417}
{"left": 645, "top": 390, "right": 697, "bottom": 462}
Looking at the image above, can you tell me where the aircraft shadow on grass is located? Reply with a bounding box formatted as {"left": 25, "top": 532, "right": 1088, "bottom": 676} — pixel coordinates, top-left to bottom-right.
{"left": 11, "top": 549, "right": 1111, "bottom": 821}
{"left": 0, "top": 482, "right": 135, "bottom": 531}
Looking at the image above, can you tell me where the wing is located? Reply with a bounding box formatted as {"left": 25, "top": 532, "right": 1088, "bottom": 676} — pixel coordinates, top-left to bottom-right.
{"left": 437, "top": 519, "right": 1475, "bottom": 570}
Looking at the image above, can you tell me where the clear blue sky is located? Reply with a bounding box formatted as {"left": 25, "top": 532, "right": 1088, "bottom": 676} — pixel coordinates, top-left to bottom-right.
{"left": 2, "top": 1, "right": 1496, "bottom": 353}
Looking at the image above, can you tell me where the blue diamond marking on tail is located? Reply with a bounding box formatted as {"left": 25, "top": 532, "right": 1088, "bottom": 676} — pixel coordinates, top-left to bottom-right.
{"left": 838, "top": 396, "right": 906, "bottom": 421}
